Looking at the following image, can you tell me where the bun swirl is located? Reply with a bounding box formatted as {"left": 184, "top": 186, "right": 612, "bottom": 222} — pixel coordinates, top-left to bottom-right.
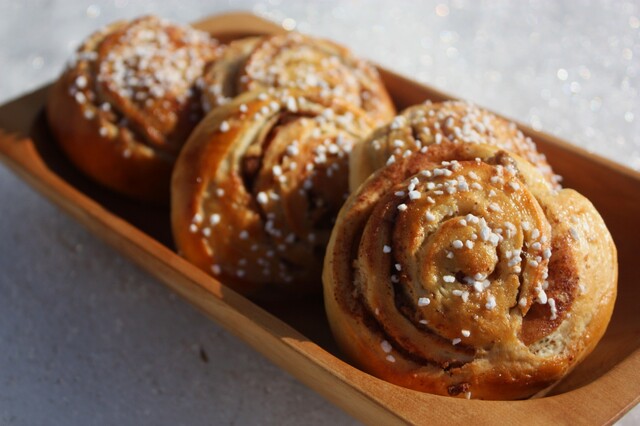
{"left": 324, "top": 143, "right": 616, "bottom": 400}
{"left": 172, "top": 90, "right": 375, "bottom": 299}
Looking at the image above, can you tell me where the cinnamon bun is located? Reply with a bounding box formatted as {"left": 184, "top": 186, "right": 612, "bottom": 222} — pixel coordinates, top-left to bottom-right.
{"left": 46, "top": 16, "right": 222, "bottom": 201}
{"left": 324, "top": 142, "right": 616, "bottom": 399}
{"left": 201, "top": 32, "right": 395, "bottom": 126}
{"left": 349, "top": 101, "right": 560, "bottom": 191}
{"left": 172, "top": 90, "right": 375, "bottom": 300}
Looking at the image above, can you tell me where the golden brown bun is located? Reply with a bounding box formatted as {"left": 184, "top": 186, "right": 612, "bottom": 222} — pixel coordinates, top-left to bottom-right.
{"left": 349, "top": 101, "right": 561, "bottom": 192}
{"left": 201, "top": 32, "right": 395, "bottom": 126}
{"left": 323, "top": 142, "right": 617, "bottom": 400}
{"left": 46, "top": 16, "right": 222, "bottom": 202}
{"left": 172, "top": 90, "right": 374, "bottom": 300}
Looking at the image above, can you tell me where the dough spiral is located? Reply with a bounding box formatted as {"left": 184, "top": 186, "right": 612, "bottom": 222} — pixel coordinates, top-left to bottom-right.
{"left": 172, "top": 90, "right": 375, "bottom": 299}
{"left": 324, "top": 143, "right": 616, "bottom": 399}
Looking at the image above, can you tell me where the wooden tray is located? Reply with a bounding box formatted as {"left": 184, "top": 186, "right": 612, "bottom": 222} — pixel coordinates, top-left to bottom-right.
{"left": 0, "top": 12, "right": 638, "bottom": 425}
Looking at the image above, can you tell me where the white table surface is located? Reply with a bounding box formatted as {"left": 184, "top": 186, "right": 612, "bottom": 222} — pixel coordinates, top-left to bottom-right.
{"left": 0, "top": 1, "right": 638, "bottom": 424}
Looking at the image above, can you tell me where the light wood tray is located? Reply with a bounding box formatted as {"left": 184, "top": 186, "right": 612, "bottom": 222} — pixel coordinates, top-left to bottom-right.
{"left": 0, "top": 12, "right": 638, "bottom": 425}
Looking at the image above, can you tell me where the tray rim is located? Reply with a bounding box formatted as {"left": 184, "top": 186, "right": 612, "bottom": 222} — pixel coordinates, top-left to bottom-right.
{"left": 0, "top": 11, "right": 638, "bottom": 425}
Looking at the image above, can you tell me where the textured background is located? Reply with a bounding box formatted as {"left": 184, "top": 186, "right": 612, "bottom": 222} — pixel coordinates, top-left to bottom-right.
{"left": 0, "top": 0, "right": 638, "bottom": 424}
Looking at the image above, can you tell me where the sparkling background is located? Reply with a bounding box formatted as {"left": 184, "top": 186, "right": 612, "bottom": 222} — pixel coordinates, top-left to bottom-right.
{"left": 0, "top": 1, "right": 637, "bottom": 424}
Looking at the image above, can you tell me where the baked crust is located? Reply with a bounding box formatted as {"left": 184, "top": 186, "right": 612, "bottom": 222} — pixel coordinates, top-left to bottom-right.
{"left": 324, "top": 142, "right": 617, "bottom": 400}
{"left": 172, "top": 89, "right": 374, "bottom": 300}
{"left": 201, "top": 32, "right": 395, "bottom": 126}
{"left": 46, "top": 16, "right": 222, "bottom": 202}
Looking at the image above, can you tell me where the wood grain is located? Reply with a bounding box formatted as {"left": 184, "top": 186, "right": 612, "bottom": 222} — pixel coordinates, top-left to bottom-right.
{"left": 0, "top": 11, "right": 638, "bottom": 425}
